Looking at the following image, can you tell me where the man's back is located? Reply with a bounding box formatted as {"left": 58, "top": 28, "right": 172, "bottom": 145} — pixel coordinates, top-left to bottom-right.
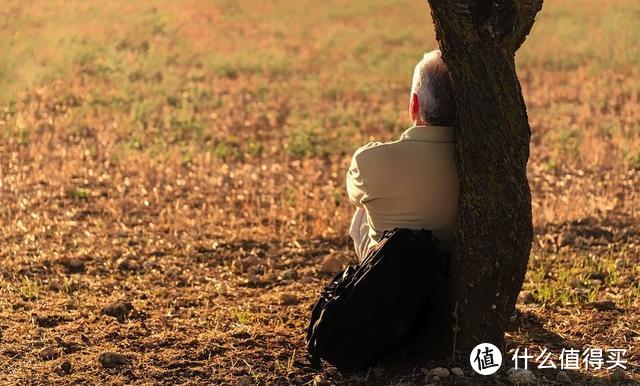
{"left": 347, "top": 125, "right": 458, "bottom": 257}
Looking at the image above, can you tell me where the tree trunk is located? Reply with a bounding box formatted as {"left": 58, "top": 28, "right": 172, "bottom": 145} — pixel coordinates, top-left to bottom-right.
{"left": 425, "top": 0, "right": 543, "bottom": 356}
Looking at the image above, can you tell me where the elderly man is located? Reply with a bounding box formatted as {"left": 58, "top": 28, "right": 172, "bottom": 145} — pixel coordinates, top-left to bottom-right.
{"left": 347, "top": 50, "right": 458, "bottom": 261}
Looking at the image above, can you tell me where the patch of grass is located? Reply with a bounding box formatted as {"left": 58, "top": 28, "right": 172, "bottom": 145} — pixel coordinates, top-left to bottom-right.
{"left": 526, "top": 249, "right": 629, "bottom": 307}
{"left": 19, "top": 276, "right": 40, "bottom": 300}
{"left": 233, "top": 308, "right": 256, "bottom": 327}
{"left": 62, "top": 277, "right": 78, "bottom": 294}
{"left": 284, "top": 119, "right": 346, "bottom": 158}
{"left": 628, "top": 151, "right": 640, "bottom": 169}
{"left": 209, "top": 141, "right": 242, "bottom": 161}
{"left": 69, "top": 188, "right": 91, "bottom": 200}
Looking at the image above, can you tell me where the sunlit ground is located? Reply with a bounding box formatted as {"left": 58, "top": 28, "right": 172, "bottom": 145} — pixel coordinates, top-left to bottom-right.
{"left": 0, "top": 0, "right": 638, "bottom": 384}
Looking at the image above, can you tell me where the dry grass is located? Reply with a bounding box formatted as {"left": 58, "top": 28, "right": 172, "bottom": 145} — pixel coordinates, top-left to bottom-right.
{"left": 0, "top": 0, "right": 638, "bottom": 384}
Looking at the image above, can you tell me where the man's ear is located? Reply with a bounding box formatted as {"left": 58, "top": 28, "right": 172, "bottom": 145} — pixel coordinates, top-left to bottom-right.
{"left": 410, "top": 92, "right": 420, "bottom": 123}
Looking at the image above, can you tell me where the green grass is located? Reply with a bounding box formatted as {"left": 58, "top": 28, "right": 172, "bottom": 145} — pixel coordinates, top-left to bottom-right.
{"left": 69, "top": 188, "right": 91, "bottom": 200}
{"left": 2, "top": 0, "right": 637, "bottom": 102}
{"left": 525, "top": 249, "right": 635, "bottom": 307}
{"left": 19, "top": 276, "right": 40, "bottom": 300}
{"left": 233, "top": 307, "right": 256, "bottom": 327}
{"left": 0, "top": 0, "right": 638, "bottom": 164}
{"left": 519, "top": 0, "right": 640, "bottom": 70}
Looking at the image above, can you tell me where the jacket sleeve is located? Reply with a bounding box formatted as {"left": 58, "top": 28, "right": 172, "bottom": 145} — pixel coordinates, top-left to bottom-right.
{"left": 346, "top": 152, "right": 366, "bottom": 208}
{"left": 347, "top": 142, "right": 379, "bottom": 207}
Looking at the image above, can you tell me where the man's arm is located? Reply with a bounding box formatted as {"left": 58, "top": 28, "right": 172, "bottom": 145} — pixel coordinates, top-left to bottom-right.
{"left": 346, "top": 150, "right": 367, "bottom": 208}
{"left": 346, "top": 142, "right": 380, "bottom": 207}
{"left": 348, "top": 207, "right": 370, "bottom": 260}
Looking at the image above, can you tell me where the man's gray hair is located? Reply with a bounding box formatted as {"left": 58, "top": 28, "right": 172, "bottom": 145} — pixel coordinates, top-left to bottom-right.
{"left": 411, "top": 50, "right": 456, "bottom": 126}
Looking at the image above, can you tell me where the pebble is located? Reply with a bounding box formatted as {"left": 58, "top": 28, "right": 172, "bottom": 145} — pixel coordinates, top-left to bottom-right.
{"left": 39, "top": 345, "right": 60, "bottom": 360}
{"left": 555, "top": 370, "right": 572, "bottom": 384}
{"left": 60, "top": 360, "right": 73, "bottom": 374}
{"left": 557, "top": 232, "right": 575, "bottom": 247}
{"left": 611, "top": 368, "right": 626, "bottom": 381}
{"left": 569, "top": 277, "right": 582, "bottom": 288}
{"left": 48, "top": 281, "right": 64, "bottom": 292}
{"left": 518, "top": 290, "right": 535, "bottom": 304}
{"left": 98, "top": 352, "right": 128, "bottom": 368}
{"left": 261, "top": 272, "right": 277, "bottom": 283}
{"left": 319, "top": 255, "right": 342, "bottom": 274}
{"left": 116, "top": 257, "right": 139, "bottom": 272}
{"left": 507, "top": 368, "right": 536, "bottom": 385}
{"left": 279, "top": 293, "right": 299, "bottom": 305}
{"left": 58, "top": 258, "right": 86, "bottom": 273}
{"left": 451, "top": 367, "right": 464, "bottom": 377}
{"left": 281, "top": 268, "right": 298, "bottom": 280}
{"left": 102, "top": 300, "right": 134, "bottom": 323}
{"left": 429, "top": 367, "right": 450, "bottom": 377}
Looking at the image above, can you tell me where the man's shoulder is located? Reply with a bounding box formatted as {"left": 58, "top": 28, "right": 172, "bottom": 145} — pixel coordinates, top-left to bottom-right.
{"left": 352, "top": 139, "right": 402, "bottom": 164}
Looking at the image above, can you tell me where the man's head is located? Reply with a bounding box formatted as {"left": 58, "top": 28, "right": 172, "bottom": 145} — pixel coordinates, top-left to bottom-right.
{"left": 410, "top": 50, "right": 456, "bottom": 127}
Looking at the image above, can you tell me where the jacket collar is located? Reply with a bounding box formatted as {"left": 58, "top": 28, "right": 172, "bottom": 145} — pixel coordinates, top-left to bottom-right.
{"left": 400, "top": 125, "right": 454, "bottom": 143}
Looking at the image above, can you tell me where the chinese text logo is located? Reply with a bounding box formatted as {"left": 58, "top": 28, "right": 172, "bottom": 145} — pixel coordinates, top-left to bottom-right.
{"left": 470, "top": 343, "right": 503, "bottom": 375}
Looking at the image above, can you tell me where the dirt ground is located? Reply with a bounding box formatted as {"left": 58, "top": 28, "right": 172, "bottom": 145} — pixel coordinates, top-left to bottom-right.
{"left": 1, "top": 152, "right": 638, "bottom": 385}
{"left": 1, "top": 0, "right": 639, "bottom": 385}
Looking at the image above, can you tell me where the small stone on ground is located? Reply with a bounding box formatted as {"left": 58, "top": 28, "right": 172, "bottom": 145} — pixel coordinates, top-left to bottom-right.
{"left": 101, "top": 300, "right": 134, "bottom": 323}
{"left": 518, "top": 290, "right": 535, "bottom": 304}
{"left": 58, "top": 258, "right": 86, "bottom": 273}
{"left": 555, "top": 370, "right": 572, "bottom": 383}
{"left": 98, "top": 352, "right": 128, "bottom": 368}
{"left": 39, "top": 345, "right": 59, "bottom": 360}
{"left": 319, "top": 255, "right": 342, "bottom": 273}
{"left": 507, "top": 368, "right": 536, "bottom": 385}
{"left": 429, "top": 367, "right": 449, "bottom": 377}
{"left": 611, "top": 368, "right": 626, "bottom": 381}
{"left": 279, "top": 293, "right": 298, "bottom": 305}
{"left": 281, "top": 268, "right": 298, "bottom": 280}
{"left": 60, "top": 361, "right": 73, "bottom": 374}
{"left": 450, "top": 367, "right": 464, "bottom": 377}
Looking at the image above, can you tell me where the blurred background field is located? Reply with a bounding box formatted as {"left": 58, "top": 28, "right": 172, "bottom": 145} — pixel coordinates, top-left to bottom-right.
{"left": 1, "top": 0, "right": 639, "bottom": 384}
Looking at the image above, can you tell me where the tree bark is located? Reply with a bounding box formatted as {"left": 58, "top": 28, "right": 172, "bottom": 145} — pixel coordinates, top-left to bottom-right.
{"left": 425, "top": 0, "right": 543, "bottom": 356}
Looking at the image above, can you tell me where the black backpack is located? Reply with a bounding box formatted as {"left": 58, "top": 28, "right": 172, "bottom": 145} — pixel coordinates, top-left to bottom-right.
{"left": 306, "top": 228, "right": 451, "bottom": 372}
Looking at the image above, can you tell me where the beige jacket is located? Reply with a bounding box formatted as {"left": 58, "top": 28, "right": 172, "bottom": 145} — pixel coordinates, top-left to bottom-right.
{"left": 346, "top": 125, "right": 458, "bottom": 259}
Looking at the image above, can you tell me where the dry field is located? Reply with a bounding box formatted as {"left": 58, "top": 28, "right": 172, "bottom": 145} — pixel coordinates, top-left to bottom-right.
{"left": 0, "top": 0, "right": 639, "bottom": 384}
